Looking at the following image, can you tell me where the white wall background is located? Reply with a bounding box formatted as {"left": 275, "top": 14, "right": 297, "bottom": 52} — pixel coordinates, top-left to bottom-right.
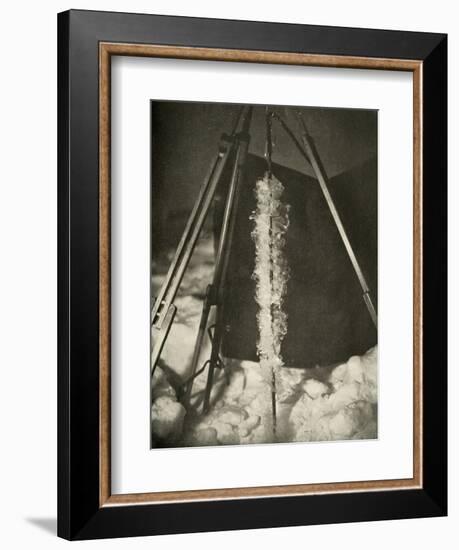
{"left": 0, "top": 1, "right": 455, "bottom": 548}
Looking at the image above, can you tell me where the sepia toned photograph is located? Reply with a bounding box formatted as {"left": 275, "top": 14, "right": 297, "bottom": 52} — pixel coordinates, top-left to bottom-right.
{"left": 150, "top": 101, "right": 378, "bottom": 449}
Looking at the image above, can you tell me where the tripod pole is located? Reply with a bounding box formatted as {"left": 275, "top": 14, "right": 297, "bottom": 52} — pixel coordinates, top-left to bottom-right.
{"left": 183, "top": 284, "right": 212, "bottom": 402}
{"left": 298, "top": 117, "right": 377, "bottom": 328}
{"left": 201, "top": 106, "right": 253, "bottom": 413}
{"left": 271, "top": 111, "right": 377, "bottom": 328}
{"left": 151, "top": 108, "right": 246, "bottom": 375}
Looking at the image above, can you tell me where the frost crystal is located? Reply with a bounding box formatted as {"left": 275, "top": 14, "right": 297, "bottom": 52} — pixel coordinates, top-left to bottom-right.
{"left": 250, "top": 173, "right": 290, "bottom": 388}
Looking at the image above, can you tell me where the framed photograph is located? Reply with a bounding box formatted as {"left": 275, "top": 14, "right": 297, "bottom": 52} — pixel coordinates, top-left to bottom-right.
{"left": 58, "top": 9, "right": 447, "bottom": 540}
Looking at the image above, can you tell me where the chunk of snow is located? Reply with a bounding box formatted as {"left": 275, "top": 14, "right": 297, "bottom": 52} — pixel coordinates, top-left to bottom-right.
{"left": 239, "top": 415, "right": 261, "bottom": 437}
{"left": 189, "top": 427, "right": 219, "bottom": 446}
{"left": 214, "top": 422, "right": 240, "bottom": 445}
{"left": 216, "top": 406, "right": 248, "bottom": 426}
{"left": 151, "top": 396, "right": 186, "bottom": 441}
{"left": 303, "top": 379, "right": 328, "bottom": 399}
{"left": 223, "top": 366, "right": 246, "bottom": 400}
{"left": 151, "top": 367, "right": 176, "bottom": 401}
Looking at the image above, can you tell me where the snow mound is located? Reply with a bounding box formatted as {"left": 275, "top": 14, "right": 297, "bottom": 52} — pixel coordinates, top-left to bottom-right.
{"left": 151, "top": 396, "right": 186, "bottom": 442}
{"left": 289, "top": 347, "right": 377, "bottom": 442}
{"left": 151, "top": 233, "right": 378, "bottom": 448}
{"left": 151, "top": 368, "right": 186, "bottom": 444}
{"left": 303, "top": 379, "right": 329, "bottom": 400}
{"left": 182, "top": 346, "right": 377, "bottom": 447}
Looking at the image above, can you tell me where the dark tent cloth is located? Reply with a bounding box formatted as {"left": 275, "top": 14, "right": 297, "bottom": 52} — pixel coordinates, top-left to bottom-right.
{"left": 219, "top": 153, "right": 377, "bottom": 368}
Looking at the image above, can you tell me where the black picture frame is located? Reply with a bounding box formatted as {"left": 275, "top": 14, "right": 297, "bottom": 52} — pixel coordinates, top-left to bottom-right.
{"left": 58, "top": 9, "right": 447, "bottom": 540}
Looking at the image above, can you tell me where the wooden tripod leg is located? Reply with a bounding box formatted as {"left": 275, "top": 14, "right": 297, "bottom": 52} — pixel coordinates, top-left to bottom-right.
{"left": 297, "top": 116, "right": 378, "bottom": 329}
{"left": 151, "top": 303, "right": 177, "bottom": 376}
{"left": 183, "top": 285, "right": 214, "bottom": 403}
{"left": 202, "top": 306, "right": 226, "bottom": 414}
{"left": 151, "top": 136, "right": 234, "bottom": 376}
{"left": 150, "top": 107, "right": 250, "bottom": 378}
{"left": 271, "top": 111, "right": 377, "bottom": 329}
{"left": 202, "top": 108, "right": 253, "bottom": 413}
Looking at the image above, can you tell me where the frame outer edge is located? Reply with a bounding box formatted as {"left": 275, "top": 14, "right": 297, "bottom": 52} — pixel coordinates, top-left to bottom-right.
{"left": 421, "top": 35, "right": 448, "bottom": 514}
{"left": 57, "top": 10, "right": 71, "bottom": 540}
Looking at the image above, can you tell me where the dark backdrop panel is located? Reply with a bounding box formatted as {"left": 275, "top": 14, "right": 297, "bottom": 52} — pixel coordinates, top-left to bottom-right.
{"left": 221, "top": 154, "right": 377, "bottom": 367}
{"left": 150, "top": 102, "right": 377, "bottom": 252}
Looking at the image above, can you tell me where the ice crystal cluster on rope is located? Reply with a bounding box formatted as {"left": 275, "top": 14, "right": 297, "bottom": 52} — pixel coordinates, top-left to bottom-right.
{"left": 250, "top": 173, "right": 290, "bottom": 384}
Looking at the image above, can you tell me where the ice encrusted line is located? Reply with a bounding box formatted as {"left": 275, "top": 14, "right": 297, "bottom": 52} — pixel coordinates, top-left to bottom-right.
{"left": 250, "top": 173, "right": 290, "bottom": 385}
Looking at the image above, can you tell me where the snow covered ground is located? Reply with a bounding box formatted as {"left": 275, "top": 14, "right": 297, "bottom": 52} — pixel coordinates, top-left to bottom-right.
{"left": 151, "top": 233, "right": 377, "bottom": 448}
